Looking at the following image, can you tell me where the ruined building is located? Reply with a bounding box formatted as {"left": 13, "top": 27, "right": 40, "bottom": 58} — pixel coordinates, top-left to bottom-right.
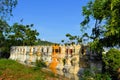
{"left": 10, "top": 44, "right": 88, "bottom": 74}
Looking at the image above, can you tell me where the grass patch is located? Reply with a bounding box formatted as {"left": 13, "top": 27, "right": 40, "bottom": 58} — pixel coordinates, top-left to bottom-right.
{"left": 0, "top": 59, "right": 68, "bottom": 80}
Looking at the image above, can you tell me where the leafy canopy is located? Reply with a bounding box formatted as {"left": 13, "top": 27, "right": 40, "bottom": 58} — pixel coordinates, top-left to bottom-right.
{"left": 8, "top": 23, "right": 39, "bottom": 46}
{"left": 81, "top": 0, "right": 120, "bottom": 50}
{"left": 0, "top": 0, "right": 17, "bottom": 19}
{"left": 103, "top": 48, "right": 120, "bottom": 79}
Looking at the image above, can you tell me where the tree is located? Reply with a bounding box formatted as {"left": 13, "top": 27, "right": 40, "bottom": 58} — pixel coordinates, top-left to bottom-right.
{"left": 0, "top": 0, "right": 17, "bottom": 58}
{"left": 0, "top": 22, "right": 40, "bottom": 58}
{"left": 0, "top": 0, "right": 17, "bottom": 19}
{"left": 103, "top": 48, "right": 120, "bottom": 79}
{"left": 81, "top": 0, "right": 120, "bottom": 48}
{"left": 0, "top": 20, "right": 9, "bottom": 47}
{"left": 65, "top": 33, "right": 75, "bottom": 45}
{"left": 61, "top": 40, "right": 64, "bottom": 45}
{"left": 102, "top": 0, "right": 120, "bottom": 47}
{"left": 80, "top": 1, "right": 120, "bottom": 79}
{"left": 65, "top": 33, "right": 84, "bottom": 45}
{"left": 0, "top": 19, "right": 10, "bottom": 57}
{"left": 0, "top": 0, "right": 18, "bottom": 48}
{"left": 8, "top": 23, "right": 39, "bottom": 46}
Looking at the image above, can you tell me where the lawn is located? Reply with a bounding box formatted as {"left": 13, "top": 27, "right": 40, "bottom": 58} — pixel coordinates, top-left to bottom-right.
{"left": 0, "top": 59, "right": 68, "bottom": 80}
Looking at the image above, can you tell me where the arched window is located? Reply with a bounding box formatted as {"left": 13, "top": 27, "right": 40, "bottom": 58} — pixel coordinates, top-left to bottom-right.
{"left": 47, "top": 47, "right": 49, "bottom": 53}
{"left": 55, "top": 49, "right": 59, "bottom": 53}
{"left": 52, "top": 47, "right": 54, "bottom": 53}
{"left": 59, "top": 47, "right": 61, "bottom": 53}
{"left": 66, "top": 49, "right": 68, "bottom": 55}
{"left": 70, "top": 49, "right": 73, "bottom": 53}
{"left": 70, "top": 49, "right": 73, "bottom": 56}
{"left": 41, "top": 48, "right": 44, "bottom": 52}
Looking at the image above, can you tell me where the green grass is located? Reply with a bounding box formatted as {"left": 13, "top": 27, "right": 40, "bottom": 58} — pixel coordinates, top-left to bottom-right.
{"left": 0, "top": 59, "right": 67, "bottom": 80}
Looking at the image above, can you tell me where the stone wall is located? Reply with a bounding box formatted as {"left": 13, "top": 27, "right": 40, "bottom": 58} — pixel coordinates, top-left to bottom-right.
{"left": 10, "top": 44, "right": 84, "bottom": 74}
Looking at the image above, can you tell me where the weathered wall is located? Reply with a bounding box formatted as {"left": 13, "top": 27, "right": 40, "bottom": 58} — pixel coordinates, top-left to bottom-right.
{"left": 10, "top": 44, "right": 83, "bottom": 74}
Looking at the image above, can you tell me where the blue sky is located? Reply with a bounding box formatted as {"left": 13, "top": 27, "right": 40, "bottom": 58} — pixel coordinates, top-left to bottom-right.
{"left": 9, "top": 0, "right": 90, "bottom": 43}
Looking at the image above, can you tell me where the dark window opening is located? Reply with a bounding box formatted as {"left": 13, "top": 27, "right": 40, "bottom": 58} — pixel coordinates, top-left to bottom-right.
{"left": 52, "top": 49, "right": 54, "bottom": 53}
{"left": 47, "top": 48, "right": 49, "bottom": 53}
{"left": 55, "top": 49, "right": 59, "bottom": 53}
{"left": 41, "top": 48, "right": 44, "bottom": 52}
{"left": 59, "top": 47, "right": 61, "bottom": 53}
{"left": 81, "top": 48, "right": 84, "bottom": 54}
{"left": 70, "top": 49, "right": 73, "bottom": 54}
{"left": 66, "top": 49, "right": 68, "bottom": 53}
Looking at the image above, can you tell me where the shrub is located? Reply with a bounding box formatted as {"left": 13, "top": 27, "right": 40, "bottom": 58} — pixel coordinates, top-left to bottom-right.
{"left": 35, "top": 60, "right": 47, "bottom": 70}
{"left": 103, "top": 48, "right": 120, "bottom": 79}
{"left": 81, "top": 68, "right": 111, "bottom": 80}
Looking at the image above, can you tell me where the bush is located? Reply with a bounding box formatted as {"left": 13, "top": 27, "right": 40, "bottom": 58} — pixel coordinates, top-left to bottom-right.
{"left": 35, "top": 60, "right": 47, "bottom": 70}
{"left": 103, "top": 48, "right": 120, "bottom": 79}
{"left": 81, "top": 68, "right": 111, "bottom": 80}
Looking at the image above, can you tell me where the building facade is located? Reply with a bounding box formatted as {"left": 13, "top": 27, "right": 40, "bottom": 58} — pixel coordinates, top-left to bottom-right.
{"left": 10, "top": 44, "right": 88, "bottom": 74}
